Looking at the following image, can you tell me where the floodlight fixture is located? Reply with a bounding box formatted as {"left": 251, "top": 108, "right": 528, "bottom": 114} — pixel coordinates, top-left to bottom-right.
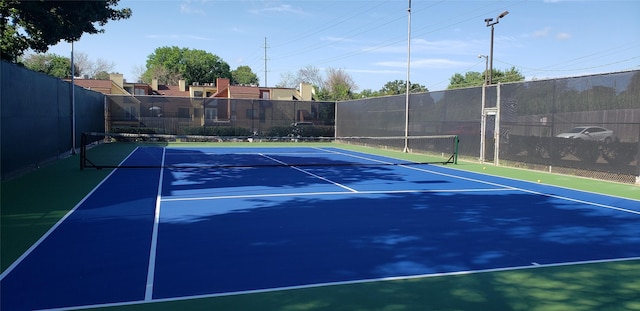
{"left": 478, "top": 55, "right": 489, "bottom": 86}
{"left": 485, "top": 11, "right": 510, "bottom": 84}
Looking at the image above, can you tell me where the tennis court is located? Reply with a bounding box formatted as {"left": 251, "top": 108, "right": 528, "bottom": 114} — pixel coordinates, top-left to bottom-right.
{"left": 2, "top": 143, "right": 640, "bottom": 311}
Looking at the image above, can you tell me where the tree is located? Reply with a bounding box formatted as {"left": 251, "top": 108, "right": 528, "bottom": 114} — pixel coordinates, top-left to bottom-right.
{"left": 21, "top": 53, "right": 77, "bottom": 78}
{"left": 321, "top": 68, "right": 358, "bottom": 101}
{"left": 276, "top": 65, "right": 324, "bottom": 89}
{"left": 448, "top": 67, "right": 524, "bottom": 89}
{"left": 94, "top": 71, "right": 111, "bottom": 80}
{"left": 276, "top": 71, "right": 297, "bottom": 88}
{"left": 142, "top": 46, "right": 232, "bottom": 85}
{"left": 1, "top": 0, "right": 131, "bottom": 62}
{"left": 231, "top": 66, "right": 259, "bottom": 85}
{"left": 276, "top": 66, "right": 358, "bottom": 101}
{"left": 357, "top": 89, "right": 380, "bottom": 98}
{"left": 73, "top": 52, "right": 115, "bottom": 79}
{"left": 379, "top": 80, "right": 427, "bottom": 96}
{"left": 298, "top": 65, "right": 325, "bottom": 89}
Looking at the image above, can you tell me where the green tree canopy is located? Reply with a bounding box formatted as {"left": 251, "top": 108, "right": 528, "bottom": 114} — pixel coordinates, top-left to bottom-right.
{"left": 1, "top": 0, "right": 131, "bottom": 62}
{"left": 379, "top": 80, "right": 428, "bottom": 95}
{"left": 231, "top": 65, "right": 259, "bottom": 85}
{"left": 21, "top": 53, "right": 77, "bottom": 78}
{"left": 142, "top": 46, "right": 232, "bottom": 85}
{"left": 448, "top": 67, "right": 525, "bottom": 89}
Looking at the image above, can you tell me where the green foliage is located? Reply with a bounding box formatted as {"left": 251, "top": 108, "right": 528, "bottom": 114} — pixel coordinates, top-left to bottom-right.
{"left": 1, "top": 0, "right": 131, "bottom": 62}
{"left": 142, "top": 46, "right": 232, "bottom": 86}
{"left": 448, "top": 67, "right": 524, "bottom": 89}
{"left": 357, "top": 89, "right": 379, "bottom": 98}
{"left": 355, "top": 80, "right": 428, "bottom": 98}
{"left": 22, "top": 54, "right": 75, "bottom": 78}
{"left": 379, "top": 80, "right": 428, "bottom": 96}
{"left": 231, "top": 66, "right": 259, "bottom": 85}
{"left": 94, "top": 71, "right": 111, "bottom": 80}
{"left": 447, "top": 72, "right": 484, "bottom": 89}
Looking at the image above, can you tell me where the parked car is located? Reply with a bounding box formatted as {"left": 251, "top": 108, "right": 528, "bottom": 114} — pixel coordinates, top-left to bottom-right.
{"left": 556, "top": 126, "right": 616, "bottom": 143}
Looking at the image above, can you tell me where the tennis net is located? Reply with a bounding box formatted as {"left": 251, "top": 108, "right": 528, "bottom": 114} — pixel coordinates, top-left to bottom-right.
{"left": 80, "top": 132, "right": 459, "bottom": 170}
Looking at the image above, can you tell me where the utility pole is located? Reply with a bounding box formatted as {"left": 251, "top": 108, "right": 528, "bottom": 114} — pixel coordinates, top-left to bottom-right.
{"left": 264, "top": 37, "right": 268, "bottom": 87}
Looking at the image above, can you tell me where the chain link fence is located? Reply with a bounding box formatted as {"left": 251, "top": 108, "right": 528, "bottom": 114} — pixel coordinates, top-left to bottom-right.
{"left": 337, "top": 70, "right": 640, "bottom": 184}
{"left": 105, "top": 95, "right": 335, "bottom": 137}
{"left": 3, "top": 58, "right": 638, "bottom": 184}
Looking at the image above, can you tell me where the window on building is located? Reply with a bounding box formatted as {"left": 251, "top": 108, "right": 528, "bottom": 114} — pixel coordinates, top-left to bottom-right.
{"left": 194, "top": 91, "right": 204, "bottom": 98}
{"left": 205, "top": 108, "right": 217, "bottom": 120}
{"left": 178, "top": 108, "right": 190, "bottom": 118}
{"left": 124, "top": 106, "right": 137, "bottom": 120}
{"left": 246, "top": 109, "right": 257, "bottom": 118}
{"left": 134, "top": 88, "right": 146, "bottom": 95}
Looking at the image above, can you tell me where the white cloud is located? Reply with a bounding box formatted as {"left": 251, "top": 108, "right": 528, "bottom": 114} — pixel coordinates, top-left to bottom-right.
{"left": 322, "top": 36, "right": 356, "bottom": 43}
{"left": 180, "top": 1, "right": 206, "bottom": 15}
{"left": 250, "top": 4, "right": 305, "bottom": 15}
{"left": 556, "top": 32, "right": 572, "bottom": 40}
{"left": 533, "top": 27, "right": 552, "bottom": 38}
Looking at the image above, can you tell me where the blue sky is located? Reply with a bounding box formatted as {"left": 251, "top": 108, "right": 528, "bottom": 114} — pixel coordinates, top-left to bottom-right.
{"left": 44, "top": 0, "right": 639, "bottom": 92}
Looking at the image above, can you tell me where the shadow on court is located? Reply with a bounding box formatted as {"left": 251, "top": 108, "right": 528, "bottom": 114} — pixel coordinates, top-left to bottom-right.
{"left": 152, "top": 189, "right": 640, "bottom": 299}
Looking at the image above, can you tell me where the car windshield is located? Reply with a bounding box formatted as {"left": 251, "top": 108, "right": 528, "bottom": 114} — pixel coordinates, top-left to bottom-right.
{"left": 567, "top": 127, "right": 586, "bottom": 133}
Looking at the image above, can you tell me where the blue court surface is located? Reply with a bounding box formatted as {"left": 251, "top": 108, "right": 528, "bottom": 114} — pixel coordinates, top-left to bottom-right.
{"left": 2, "top": 146, "right": 640, "bottom": 310}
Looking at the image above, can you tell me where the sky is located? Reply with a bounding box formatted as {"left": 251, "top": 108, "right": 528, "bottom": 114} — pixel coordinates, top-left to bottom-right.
{"left": 43, "top": 0, "right": 640, "bottom": 92}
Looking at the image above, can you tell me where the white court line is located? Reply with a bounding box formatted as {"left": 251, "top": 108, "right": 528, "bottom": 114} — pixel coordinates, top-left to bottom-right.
{"left": 0, "top": 147, "right": 142, "bottom": 282}
{"left": 144, "top": 147, "right": 166, "bottom": 301}
{"left": 35, "top": 256, "right": 640, "bottom": 311}
{"left": 403, "top": 164, "right": 640, "bottom": 216}
{"left": 319, "top": 147, "right": 640, "bottom": 216}
{"left": 161, "top": 188, "right": 515, "bottom": 202}
{"left": 259, "top": 153, "right": 358, "bottom": 193}
{"left": 316, "top": 147, "right": 397, "bottom": 165}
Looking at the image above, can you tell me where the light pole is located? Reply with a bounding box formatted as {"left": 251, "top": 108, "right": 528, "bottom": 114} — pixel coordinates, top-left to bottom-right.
{"left": 478, "top": 54, "right": 488, "bottom": 86}
{"left": 485, "top": 11, "right": 508, "bottom": 85}
{"left": 478, "top": 54, "right": 488, "bottom": 162}
{"left": 404, "top": 0, "right": 411, "bottom": 153}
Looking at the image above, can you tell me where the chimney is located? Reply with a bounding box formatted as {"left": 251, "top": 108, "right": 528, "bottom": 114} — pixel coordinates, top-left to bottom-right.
{"left": 151, "top": 78, "right": 158, "bottom": 91}
{"left": 299, "top": 83, "right": 314, "bottom": 101}
{"left": 109, "top": 73, "right": 124, "bottom": 88}
{"left": 179, "top": 79, "right": 186, "bottom": 92}
{"left": 216, "top": 78, "right": 230, "bottom": 92}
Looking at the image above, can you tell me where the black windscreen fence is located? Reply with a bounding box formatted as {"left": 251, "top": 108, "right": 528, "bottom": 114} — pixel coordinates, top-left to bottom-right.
{"left": 337, "top": 70, "right": 640, "bottom": 183}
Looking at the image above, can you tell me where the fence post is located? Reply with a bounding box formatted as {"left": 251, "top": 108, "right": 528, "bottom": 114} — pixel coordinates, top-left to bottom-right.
{"left": 494, "top": 83, "right": 501, "bottom": 166}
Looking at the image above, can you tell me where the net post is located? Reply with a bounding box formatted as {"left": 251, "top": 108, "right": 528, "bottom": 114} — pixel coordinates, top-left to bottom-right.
{"left": 454, "top": 135, "right": 459, "bottom": 164}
